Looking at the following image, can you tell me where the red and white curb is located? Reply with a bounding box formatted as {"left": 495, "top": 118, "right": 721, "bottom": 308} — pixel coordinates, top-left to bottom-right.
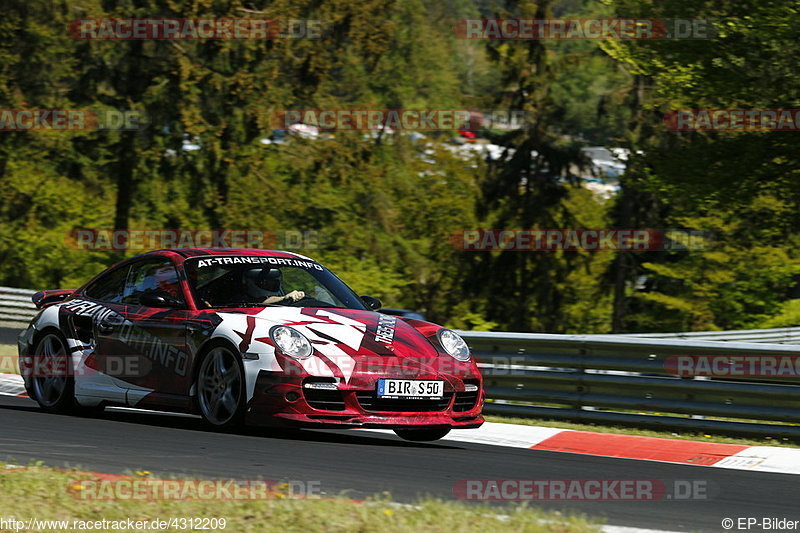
{"left": 364, "top": 421, "right": 800, "bottom": 475}
{"left": 2, "top": 372, "right": 798, "bottom": 475}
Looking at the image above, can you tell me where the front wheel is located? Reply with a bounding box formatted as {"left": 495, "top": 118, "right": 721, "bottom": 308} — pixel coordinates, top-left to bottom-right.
{"left": 196, "top": 345, "right": 245, "bottom": 429}
{"left": 393, "top": 428, "right": 451, "bottom": 442}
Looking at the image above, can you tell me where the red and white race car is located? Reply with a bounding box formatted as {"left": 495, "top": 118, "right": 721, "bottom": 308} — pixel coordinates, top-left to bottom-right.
{"left": 18, "top": 248, "right": 484, "bottom": 441}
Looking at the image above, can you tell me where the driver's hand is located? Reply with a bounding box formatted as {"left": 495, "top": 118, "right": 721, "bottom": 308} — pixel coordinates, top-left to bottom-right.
{"left": 284, "top": 290, "right": 305, "bottom": 302}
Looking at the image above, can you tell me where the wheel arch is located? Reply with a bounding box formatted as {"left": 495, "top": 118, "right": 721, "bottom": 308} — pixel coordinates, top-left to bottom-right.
{"left": 189, "top": 336, "right": 243, "bottom": 397}
{"left": 24, "top": 326, "right": 72, "bottom": 380}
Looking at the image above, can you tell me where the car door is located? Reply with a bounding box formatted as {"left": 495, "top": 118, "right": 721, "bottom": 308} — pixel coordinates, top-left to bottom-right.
{"left": 119, "top": 258, "right": 192, "bottom": 410}
{"left": 67, "top": 263, "right": 131, "bottom": 405}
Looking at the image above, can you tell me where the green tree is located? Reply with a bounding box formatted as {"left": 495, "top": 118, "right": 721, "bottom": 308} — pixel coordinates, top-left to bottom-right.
{"left": 602, "top": 0, "right": 800, "bottom": 331}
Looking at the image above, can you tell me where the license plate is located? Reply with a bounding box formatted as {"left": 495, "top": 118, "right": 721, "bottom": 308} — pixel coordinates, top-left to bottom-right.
{"left": 377, "top": 379, "right": 443, "bottom": 399}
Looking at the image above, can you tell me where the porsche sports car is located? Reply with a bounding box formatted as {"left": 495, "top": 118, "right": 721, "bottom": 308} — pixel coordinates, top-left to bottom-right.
{"left": 18, "top": 248, "right": 484, "bottom": 441}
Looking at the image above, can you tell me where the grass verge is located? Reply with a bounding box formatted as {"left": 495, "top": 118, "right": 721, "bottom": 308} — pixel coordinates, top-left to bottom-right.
{"left": 485, "top": 414, "right": 800, "bottom": 449}
{"left": 0, "top": 345, "right": 17, "bottom": 373}
{"left": 0, "top": 462, "right": 600, "bottom": 533}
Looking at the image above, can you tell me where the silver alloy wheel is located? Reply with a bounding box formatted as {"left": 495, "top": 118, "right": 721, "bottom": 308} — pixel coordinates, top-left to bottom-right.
{"left": 31, "top": 333, "right": 69, "bottom": 408}
{"left": 197, "top": 347, "right": 243, "bottom": 426}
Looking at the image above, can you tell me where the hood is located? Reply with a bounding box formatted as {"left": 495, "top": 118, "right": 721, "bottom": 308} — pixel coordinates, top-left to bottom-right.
{"left": 214, "top": 306, "right": 473, "bottom": 383}
{"left": 226, "top": 306, "right": 442, "bottom": 359}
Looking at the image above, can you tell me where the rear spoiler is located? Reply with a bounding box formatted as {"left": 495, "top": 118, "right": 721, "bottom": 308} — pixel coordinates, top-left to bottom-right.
{"left": 32, "top": 289, "right": 76, "bottom": 309}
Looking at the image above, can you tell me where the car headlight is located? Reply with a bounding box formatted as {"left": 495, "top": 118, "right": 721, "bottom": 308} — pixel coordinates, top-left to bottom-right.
{"left": 437, "top": 329, "right": 470, "bottom": 361}
{"left": 270, "top": 326, "right": 313, "bottom": 359}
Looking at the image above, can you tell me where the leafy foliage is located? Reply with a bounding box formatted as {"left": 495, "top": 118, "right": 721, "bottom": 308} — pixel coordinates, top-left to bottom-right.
{"left": 0, "top": 0, "right": 796, "bottom": 333}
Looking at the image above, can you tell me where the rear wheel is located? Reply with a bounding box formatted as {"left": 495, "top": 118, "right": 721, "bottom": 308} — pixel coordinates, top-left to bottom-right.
{"left": 393, "top": 428, "right": 451, "bottom": 442}
{"left": 196, "top": 345, "right": 245, "bottom": 429}
{"left": 30, "top": 332, "right": 74, "bottom": 413}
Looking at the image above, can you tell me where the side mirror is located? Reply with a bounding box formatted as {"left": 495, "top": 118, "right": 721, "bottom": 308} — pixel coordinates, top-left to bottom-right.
{"left": 140, "top": 291, "right": 183, "bottom": 309}
{"left": 360, "top": 295, "right": 382, "bottom": 311}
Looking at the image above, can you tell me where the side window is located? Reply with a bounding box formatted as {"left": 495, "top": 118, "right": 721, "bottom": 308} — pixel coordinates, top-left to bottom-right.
{"left": 83, "top": 266, "right": 130, "bottom": 304}
{"left": 122, "top": 260, "right": 184, "bottom": 305}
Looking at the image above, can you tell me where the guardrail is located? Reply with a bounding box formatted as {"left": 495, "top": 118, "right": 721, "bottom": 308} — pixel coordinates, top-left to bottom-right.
{"left": 0, "top": 287, "right": 37, "bottom": 324}
{"left": 459, "top": 331, "right": 800, "bottom": 438}
{"left": 613, "top": 327, "right": 800, "bottom": 344}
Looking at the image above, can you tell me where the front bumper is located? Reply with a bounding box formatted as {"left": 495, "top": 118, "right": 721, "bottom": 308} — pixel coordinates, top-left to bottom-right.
{"left": 245, "top": 370, "right": 484, "bottom": 429}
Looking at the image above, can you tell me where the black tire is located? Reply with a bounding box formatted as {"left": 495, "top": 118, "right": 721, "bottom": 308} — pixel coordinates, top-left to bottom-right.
{"left": 393, "top": 427, "right": 451, "bottom": 442}
{"left": 195, "top": 343, "right": 246, "bottom": 429}
{"left": 29, "top": 330, "right": 75, "bottom": 413}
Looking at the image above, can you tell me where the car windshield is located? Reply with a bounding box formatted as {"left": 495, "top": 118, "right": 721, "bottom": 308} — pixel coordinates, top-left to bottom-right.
{"left": 184, "top": 256, "right": 367, "bottom": 310}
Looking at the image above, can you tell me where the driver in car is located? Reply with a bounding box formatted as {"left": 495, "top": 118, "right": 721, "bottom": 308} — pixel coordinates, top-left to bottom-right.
{"left": 244, "top": 268, "right": 305, "bottom": 304}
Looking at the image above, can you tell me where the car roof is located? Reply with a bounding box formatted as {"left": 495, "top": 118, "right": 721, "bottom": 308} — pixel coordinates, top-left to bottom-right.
{"left": 144, "top": 248, "right": 314, "bottom": 260}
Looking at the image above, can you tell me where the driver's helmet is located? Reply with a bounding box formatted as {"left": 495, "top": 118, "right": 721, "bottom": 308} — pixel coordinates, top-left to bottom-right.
{"left": 153, "top": 265, "right": 176, "bottom": 294}
{"left": 244, "top": 267, "right": 282, "bottom": 296}
{"left": 141, "top": 265, "right": 178, "bottom": 297}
